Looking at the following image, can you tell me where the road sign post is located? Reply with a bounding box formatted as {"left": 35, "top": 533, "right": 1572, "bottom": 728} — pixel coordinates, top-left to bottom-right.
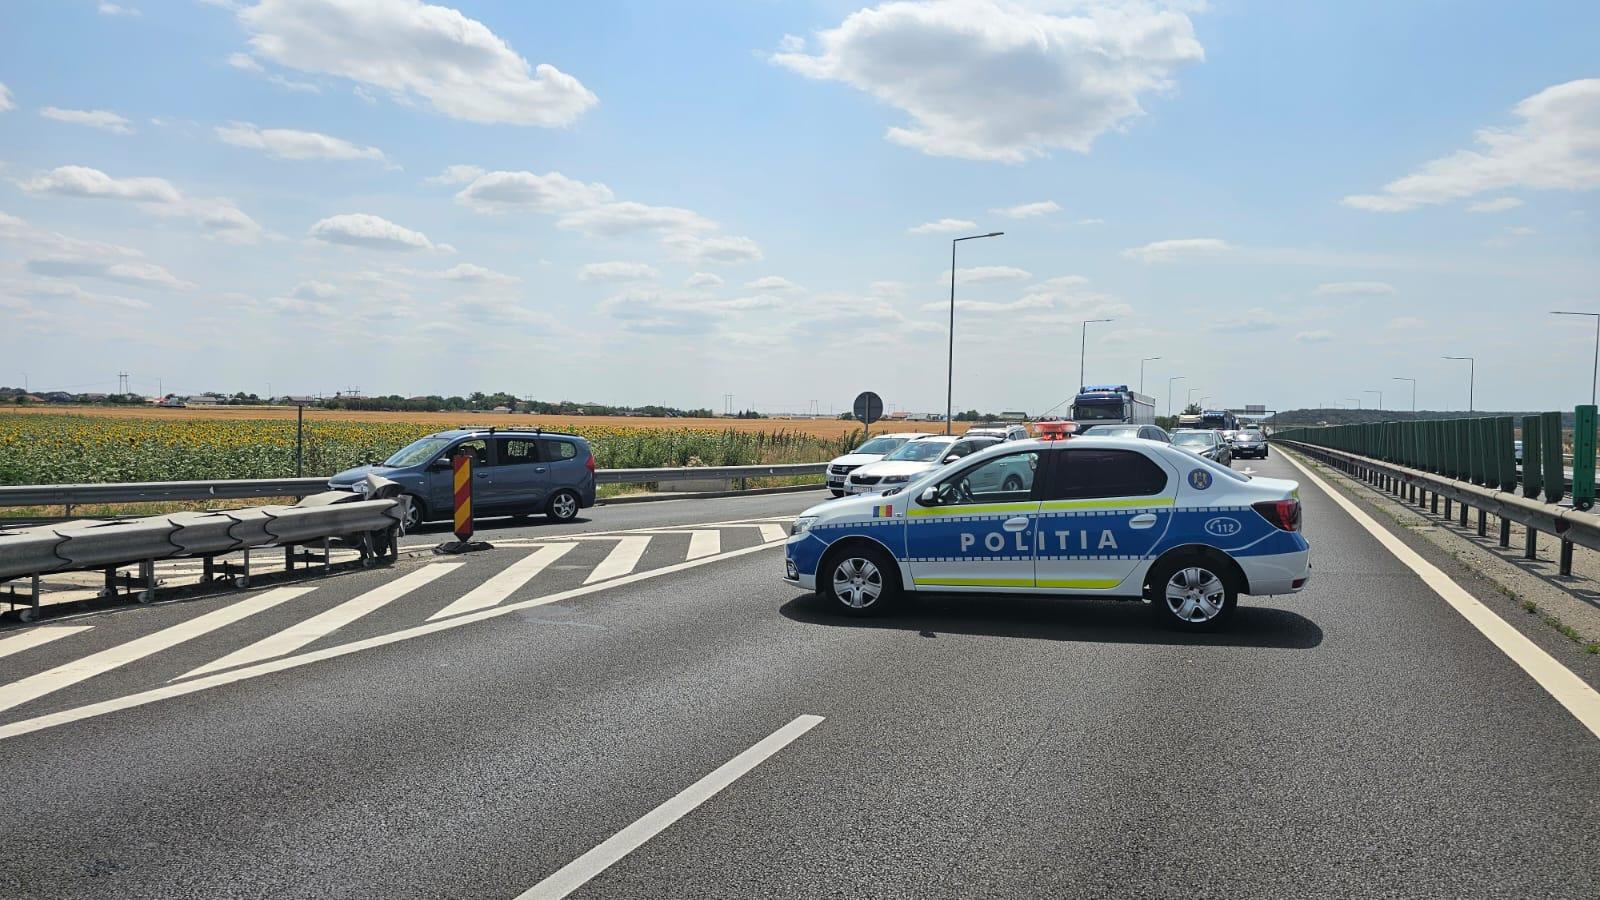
{"left": 436, "top": 450, "right": 492, "bottom": 554}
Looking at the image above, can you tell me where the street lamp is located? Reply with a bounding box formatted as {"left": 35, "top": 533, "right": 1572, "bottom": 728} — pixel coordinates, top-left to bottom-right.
{"left": 1139, "top": 356, "right": 1162, "bottom": 394}
{"left": 1079, "top": 318, "right": 1114, "bottom": 394}
{"left": 1364, "top": 389, "right": 1382, "bottom": 411}
{"left": 1551, "top": 311, "right": 1600, "bottom": 405}
{"left": 1166, "top": 375, "right": 1185, "bottom": 417}
{"left": 946, "top": 231, "right": 1004, "bottom": 434}
{"left": 1442, "top": 356, "right": 1475, "bottom": 411}
{"left": 1392, "top": 377, "right": 1416, "bottom": 412}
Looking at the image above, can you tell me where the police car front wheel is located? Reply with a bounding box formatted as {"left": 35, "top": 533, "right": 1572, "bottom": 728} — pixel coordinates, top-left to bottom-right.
{"left": 821, "top": 546, "right": 901, "bottom": 616}
{"left": 1148, "top": 556, "right": 1237, "bottom": 630}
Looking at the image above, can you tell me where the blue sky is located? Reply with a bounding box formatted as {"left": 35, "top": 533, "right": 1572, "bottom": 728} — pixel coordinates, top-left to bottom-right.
{"left": 1, "top": 0, "right": 1597, "bottom": 414}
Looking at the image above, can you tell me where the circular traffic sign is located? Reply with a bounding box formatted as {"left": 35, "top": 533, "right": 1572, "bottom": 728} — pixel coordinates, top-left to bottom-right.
{"left": 853, "top": 391, "right": 884, "bottom": 425}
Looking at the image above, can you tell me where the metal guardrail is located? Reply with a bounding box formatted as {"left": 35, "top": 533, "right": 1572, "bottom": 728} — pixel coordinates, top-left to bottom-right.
{"left": 0, "top": 464, "right": 828, "bottom": 510}
{"left": 1275, "top": 439, "right": 1600, "bottom": 577}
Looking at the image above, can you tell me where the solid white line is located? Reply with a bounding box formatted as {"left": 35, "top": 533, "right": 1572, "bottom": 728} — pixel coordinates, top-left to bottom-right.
{"left": 514, "top": 714, "right": 825, "bottom": 900}
{"left": 1279, "top": 449, "right": 1600, "bottom": 739}
{"left": 180, "top": 565, "right": 459, "bottom": 679}
{"left": 428, "top": 545, "right": 577, "bottom": 621}
{"left": 0, "top": 540, "right": 785, "bottom": 742}
{"left": 0, "top": 587, "right": 313, "bottom": 715}
{"left": 0, "top": 626, "right": 93, "bottom": 661}
{"left": 583, "top": 536, "right": 652, "bottom": 584}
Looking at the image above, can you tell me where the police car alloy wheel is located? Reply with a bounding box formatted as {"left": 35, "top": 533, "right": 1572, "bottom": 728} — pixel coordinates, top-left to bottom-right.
{"left": 1148, "top": 556, "right": 1236, "bottom": 629}
{"left": 547, "top": 489, "right": 580, "bottom": 522}
{"left": 822, "top": 547, "right": 900, "bottom": 615}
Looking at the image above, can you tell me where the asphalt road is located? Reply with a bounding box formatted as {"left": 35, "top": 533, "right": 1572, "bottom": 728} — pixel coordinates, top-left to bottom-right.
{"left": 1, "top": 458, "right": 1598, "bottom": 899}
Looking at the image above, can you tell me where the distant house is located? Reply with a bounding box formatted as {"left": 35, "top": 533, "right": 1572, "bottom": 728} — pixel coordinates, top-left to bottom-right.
{"left": 186, "top": 395, "right": 223, "bottom": 407}
{"left": 491, "top": 405, "right": 512, "bottom": 414}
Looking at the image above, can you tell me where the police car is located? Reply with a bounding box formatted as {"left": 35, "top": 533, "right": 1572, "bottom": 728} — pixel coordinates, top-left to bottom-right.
{"left": 783, "top": 436, "right": 1309, "bottom": 630}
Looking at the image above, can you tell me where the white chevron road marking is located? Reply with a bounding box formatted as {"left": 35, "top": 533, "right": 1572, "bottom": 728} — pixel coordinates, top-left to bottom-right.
{"left": 0, "top": 626, "right": 94, "bottom": 661}
{"left": 428, "top": 545, "right": 578, "bottom": 621}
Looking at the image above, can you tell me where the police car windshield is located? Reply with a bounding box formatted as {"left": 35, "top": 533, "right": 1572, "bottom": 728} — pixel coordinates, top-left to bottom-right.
{"left": 383, "top": 436, "right": 452, "bottom": 467}
{"left": 885, "top": 438, "right": 954, "bottom": 461}
{"left": 854, "top": 436, "right": 911, "bottom": 454}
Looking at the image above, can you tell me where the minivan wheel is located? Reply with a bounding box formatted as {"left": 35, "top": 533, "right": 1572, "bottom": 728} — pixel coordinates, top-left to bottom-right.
{"left": 1147, "top": 555, "right": 1237, "bottom": 631}
{"left": 401, "top": 496, "right": 426, "bottom": 531}
{"left": 820, "top": 545, "right": 901, "bottom": 616}
{"left": 546, "top": 489, "right": 580, "bottom": 522}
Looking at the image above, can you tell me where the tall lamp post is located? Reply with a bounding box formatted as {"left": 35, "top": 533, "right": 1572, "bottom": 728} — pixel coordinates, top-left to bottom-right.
{"left": 1166, "top": 375, "right": 1185, "bottom": 418}
{"left": 946, "top": 231, "right": 1004, "bottom": 434}
{"left": 1079, "top": 318, "right": 1114, "bottom": 394}
{"left": 1364, "top": 389, "right": 1383, "bottom": 411}
{"left": 1551, "top": 311, "right": 1600, "bottom": 405}
{"left": 1392, "top": 377, "right": 1416, "bottom": 412}
{"left": 1139, "top": 356, "right": 1162, "bottom": 394}
{"left": 1442, "top": 356, "right": 1475, "bottom": 411}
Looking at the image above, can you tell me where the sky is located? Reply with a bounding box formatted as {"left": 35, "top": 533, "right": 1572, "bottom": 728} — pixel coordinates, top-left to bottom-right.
{"left": 0, "top": 0, "right": 1597, "bottom": 416}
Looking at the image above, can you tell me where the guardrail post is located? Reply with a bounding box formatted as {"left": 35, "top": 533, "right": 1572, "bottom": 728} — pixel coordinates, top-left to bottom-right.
{"left": 1560, "top": 538, "right": 1574, "bottom": 577}
{"left": 1522, "top": 416, "right": 1542, "bottom": 560}
{"left": 1542, "top": 411, "right": 1566, "bottom": 505}
{"left": 1574, "top": 404, "right": 1596, "bottom": 511}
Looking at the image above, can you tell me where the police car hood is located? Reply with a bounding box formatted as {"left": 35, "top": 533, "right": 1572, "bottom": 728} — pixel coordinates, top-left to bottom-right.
{"left": 800, "top": 489, "right": 899, "bottom": 519}
{"left": 850, "top": 459, "right": 939, "bottom": 479}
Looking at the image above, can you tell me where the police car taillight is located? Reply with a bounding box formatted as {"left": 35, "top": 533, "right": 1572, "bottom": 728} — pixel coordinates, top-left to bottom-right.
{"left": 1252, "top": 499, "right": 1300, "bottom": 532}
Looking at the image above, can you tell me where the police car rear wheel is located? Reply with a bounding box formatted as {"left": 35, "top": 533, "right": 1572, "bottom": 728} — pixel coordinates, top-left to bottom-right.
{"left": 1151, "top": 559, "right": 1236, "bottom": 630}
{"left": 822, "top": 547, "right": 899, "bottom": 615}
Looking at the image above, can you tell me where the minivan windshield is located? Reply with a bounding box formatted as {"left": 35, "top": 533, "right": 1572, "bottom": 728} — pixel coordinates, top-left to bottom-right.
{"left": 854, "top": 436, "right": 912, "bottom": 455}
{"left": 383, "top": 436, "right": 452, "bottom": 468}
{"left": 885, "top": 438, "right": 955, "bottom": 462}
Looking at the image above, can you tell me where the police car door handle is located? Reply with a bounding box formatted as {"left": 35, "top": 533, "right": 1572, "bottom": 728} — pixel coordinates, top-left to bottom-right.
{"left": 1002, "top": 517, "right": 1030, "bottom": 532}
{"left": 1129, "top": 513, "right": 1158, "bottom": 529}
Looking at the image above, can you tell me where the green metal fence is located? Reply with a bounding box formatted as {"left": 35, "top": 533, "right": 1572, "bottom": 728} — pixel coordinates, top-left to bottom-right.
{"left": 1270, "top": 406, "right": 1598, "bottom": 511}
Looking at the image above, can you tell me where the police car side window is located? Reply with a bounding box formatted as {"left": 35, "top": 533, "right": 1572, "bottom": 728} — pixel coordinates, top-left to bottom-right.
{"left": 923, "top": 451, "right": 1040, "bottom": 506}
{"left": 1046, "top": 449, "right": 1167, "bottom": 499}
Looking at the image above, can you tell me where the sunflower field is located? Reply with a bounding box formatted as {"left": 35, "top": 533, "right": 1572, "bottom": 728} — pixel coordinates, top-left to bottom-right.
{"left": 0, "top": 413, "right": 857, "bottom": 485}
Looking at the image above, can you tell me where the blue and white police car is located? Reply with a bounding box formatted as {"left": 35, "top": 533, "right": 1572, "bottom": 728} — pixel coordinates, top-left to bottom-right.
{"left": 784, "top": 436, "right": 1310, "bottom": 630}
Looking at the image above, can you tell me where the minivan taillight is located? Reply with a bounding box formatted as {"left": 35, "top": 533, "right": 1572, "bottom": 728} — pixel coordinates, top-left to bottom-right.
{"left": 585, "top": 454, "right": 596, "bottom": 473}
{"left": 1252, "top": 499, "right": 1300, "bottom": 532}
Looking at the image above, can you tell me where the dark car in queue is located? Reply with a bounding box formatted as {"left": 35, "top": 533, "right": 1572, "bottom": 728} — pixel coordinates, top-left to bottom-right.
{"left": 1170, "top": 429, "right": 1232, "bottom": 466}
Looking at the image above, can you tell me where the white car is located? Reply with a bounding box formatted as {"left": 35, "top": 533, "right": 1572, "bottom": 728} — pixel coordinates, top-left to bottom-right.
{"left": 785, "top": 436, "right": 1310, "bottom": 631}
{"left": 824, "top": 432, "right": 933, "bottom": 497}
{"left": 965, "top": 424, "right": 1031, "bottom": 441}
{"left": 844, "top": 435, "right": 998, "bottom": 494}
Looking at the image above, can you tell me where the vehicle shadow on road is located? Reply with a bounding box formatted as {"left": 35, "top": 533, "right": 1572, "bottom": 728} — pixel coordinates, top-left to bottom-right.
{"left": 780, "top": 593, "right": 1323, "bottom": 650}
{"left": 404, "top": 514, "right": 592, "bottom": 536}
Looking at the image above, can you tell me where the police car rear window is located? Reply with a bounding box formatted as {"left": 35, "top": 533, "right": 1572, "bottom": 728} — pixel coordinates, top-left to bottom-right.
{"left": 1046, "top": 449, "right": 1167, "bottom": 499}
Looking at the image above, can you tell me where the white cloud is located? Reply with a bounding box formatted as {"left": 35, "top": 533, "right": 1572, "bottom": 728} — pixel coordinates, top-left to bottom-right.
{"left": 1075, "top": 217, "right": 1105, "bottom": 225}
{"left": 1466, "top": 196, "right": 1523, "bottom": 214}
{"left": 39, "top": 107, "right": 134, "bottom": 134}
{"left": 0, "top": 276, "right": 151, "bottom": 311}
{"left": 908, "top": 217, "right": 978, "bottom": 235}
{"left": 424, "top": 164, "right": 485, "bottom": 185}
{"left": 772, "top": 0, "right": 1204, "bottom": 162}
{"left": 744, "top": 275, "right": 803, "bottom": 293}
{"left": 308, "top": 213, "right": 439, "bottom": 251}
{"left": 1343, "top": 79, "right": 1600, "bottom": 212}
{"left": 940, "top": 265, "right": 1031, "bottom": 284}
{"left": 215, "top": 122, "right": 388, "bottom": 163}
{"left": 685, "top": 271, "right": 723, "bottom": 288}
{"left": 228, "top": 52, "right": 264, "bottom": 72}
{"left": 18, "top": 165, "right": 263, "bottom": 244}
{"left": 1208, "top": 307, "right": 1290, "bottom": 333}
{"left": 661, "top": 233, "right": 764, "bottom": 266}
{"left": 0, "top": 83, "right": 12, "bottom": 113}
{"left": 1294, "top": 329, "right": 1335, "bottom": 343}
{"left": 432, "top": 263, "right": 519, "bottom": 284}
{"left": 1387, "top": 316, "right": 1425, "bottom": 330}
{"left": 453, "top": 170, "right": 614, "bottom": 213}
{"left": 578, "top": 260, "right": 659, "bottom": 282}
{"left": 98, "top": 3, "right": 139, "bottom": 15}
{"left": 993, "top": 200, "right": 1060, "bottom": 218}
{"left": 1120, "top": 237, "right": 1231, "bottom": 264}
{"left": 1506, "top": 225, "right": 1536, "bottom": 236}
{"left": 238, "top": 0, "right": 597, "bottom": 126}
{"left": 556, "top": 201, "right": 716, "bottom": 237}
{"left": 1313, "top": 281, "right": 1396, "bottom": 296}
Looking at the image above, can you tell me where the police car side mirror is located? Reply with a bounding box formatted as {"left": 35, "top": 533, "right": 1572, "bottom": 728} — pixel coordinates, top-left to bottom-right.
{"left": 919, "top": 486, "right": 938, "bottom": 504}
{"left": 943, "top": 454, "right": 960, "bottom": 463}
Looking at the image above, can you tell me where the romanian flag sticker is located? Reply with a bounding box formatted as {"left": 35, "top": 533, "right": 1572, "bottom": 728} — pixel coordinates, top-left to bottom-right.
{"left": 872, "top": 504, "right": 894, "bottom": 518}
